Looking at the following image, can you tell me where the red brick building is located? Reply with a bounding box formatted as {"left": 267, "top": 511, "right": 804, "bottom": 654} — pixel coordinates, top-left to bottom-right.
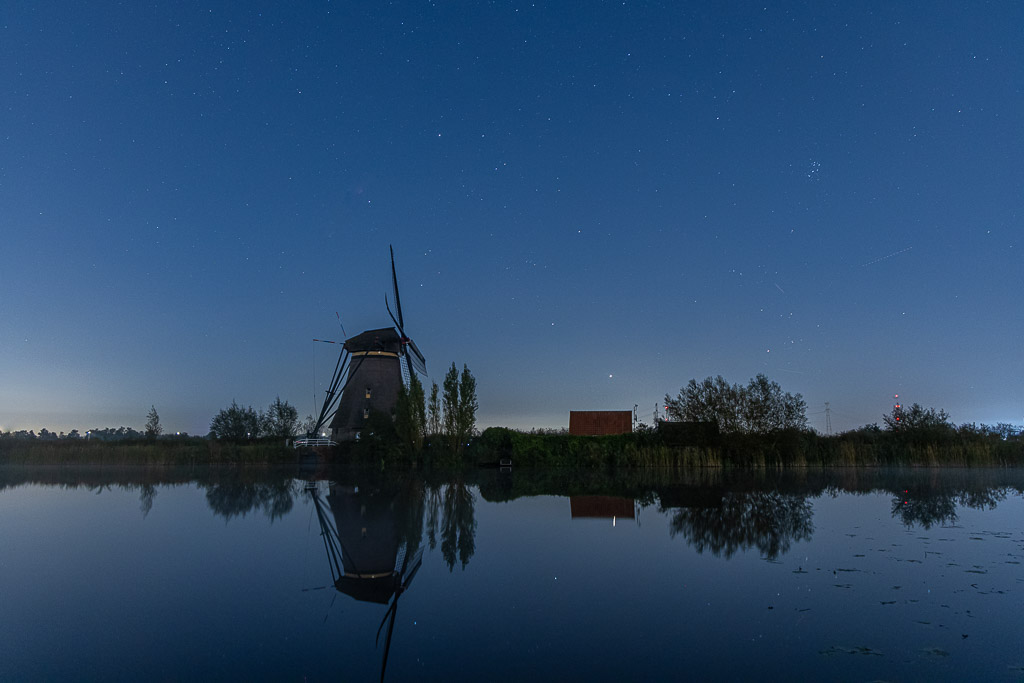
{"left": 568, "top": 410, "right": 632, "bottom": 436}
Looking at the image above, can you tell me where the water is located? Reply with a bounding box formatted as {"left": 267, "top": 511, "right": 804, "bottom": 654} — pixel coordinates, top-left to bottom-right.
{"left": 1, "top": 466, "right": 1022, "bottom": 681}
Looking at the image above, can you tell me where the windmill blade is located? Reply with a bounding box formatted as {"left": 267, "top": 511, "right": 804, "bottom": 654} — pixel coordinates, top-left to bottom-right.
{"left": 389, "top": 244, "right": 404, "bottom": 329}
{"left": 385, "top": 294, "right": 403, "bottom": 336}
{"left": 375, "top": 598, "right": 398, "bottom": 646}
{"left": 378, "top": 598, "right": 399, "bottom": 683}
{"left": 405, "top": 339, "right": 427, "bottom": 376}
{"left": 385, "top": 294, "right": 427, "bottom": 377}
{"left": 400, "top": 550, "right": 424, "bottom": 590}
{"left": 385, "top": 296, "right": 422, "bottom": 379}
{"left": 312, "top": 349, "right": 351, "bottom": 435}
{"left": 399, "top": 545, "right": 423, "bottom": 575}
{"left": 386, "top": 246, "right": 425, "bottom": 379}
{"left": 315, "top": 351, "right": 369, "bottom": 432}
{"left": 323, "top": 591, "right": 338, "bottom": 624}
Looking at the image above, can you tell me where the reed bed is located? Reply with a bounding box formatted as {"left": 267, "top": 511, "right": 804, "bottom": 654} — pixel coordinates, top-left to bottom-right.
{"left": 0, "top": 438, "right": 296, "bottom": 466}
{"left": 470, "top": 427, "right": 1024, "bottom": 469}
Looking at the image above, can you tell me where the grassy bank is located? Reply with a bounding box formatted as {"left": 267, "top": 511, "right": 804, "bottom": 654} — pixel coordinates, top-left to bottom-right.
{"left": 4, "top": 426, "right": 1023, "bottom": 468}
{"left": 470, "top": 426, "right": 1024, "bottom": 468}
{"left": 0, "top": 437, "right": 297, "bottom": 466}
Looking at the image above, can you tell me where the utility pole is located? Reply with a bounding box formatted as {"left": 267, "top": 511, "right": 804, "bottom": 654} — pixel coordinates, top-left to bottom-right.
{"left": 654, "top": 403, "right": 660, "bottom": 424}
{"left": 633, "top": 404, "right": 639, "bottom": 429}
{"left": 825, "top": 402, "right": 832, "bottom": 436}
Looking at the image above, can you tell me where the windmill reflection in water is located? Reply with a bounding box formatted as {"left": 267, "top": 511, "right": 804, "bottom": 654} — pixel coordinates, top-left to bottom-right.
{"left": 305, "top": 480, "right": 424, "bottom": 682}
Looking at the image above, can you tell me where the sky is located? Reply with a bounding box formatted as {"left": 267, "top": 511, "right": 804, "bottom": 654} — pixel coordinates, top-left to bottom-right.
{"left": 1, "top": 1, "right": 1021, "bottom": 436}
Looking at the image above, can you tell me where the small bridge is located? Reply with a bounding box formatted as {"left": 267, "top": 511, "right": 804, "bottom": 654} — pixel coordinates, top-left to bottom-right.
{"left": 293, "top": 437, "right": 337, "bottom": 448}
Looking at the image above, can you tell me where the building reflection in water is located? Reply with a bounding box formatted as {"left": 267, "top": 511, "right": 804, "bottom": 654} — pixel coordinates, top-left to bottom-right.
{"left": 569, "top": 496, "right": 640, "bottom": 527}
{"left": 306, "top": 479, "right": 425, "bottom": 682}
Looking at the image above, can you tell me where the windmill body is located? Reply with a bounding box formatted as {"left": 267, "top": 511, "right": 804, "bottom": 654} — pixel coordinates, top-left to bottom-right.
{"left": 328, "top": 328, "right": 404, "bottom": 443}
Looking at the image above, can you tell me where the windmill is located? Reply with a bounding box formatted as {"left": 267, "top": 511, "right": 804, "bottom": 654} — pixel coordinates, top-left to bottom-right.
{"left": 309, "top": 246, "right": 428, "bottom": 442}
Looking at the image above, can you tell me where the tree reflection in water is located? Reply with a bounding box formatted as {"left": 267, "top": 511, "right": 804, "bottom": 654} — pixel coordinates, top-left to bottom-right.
{"left": 139, "top": 483, "right": 157, "bottom": 518}
{"left": 664, "top": 491, "right": 814, "bottom": 559}
{"left": 426, "top": 480, "right": 477, "bottom": 571}
{"left": 891, "top": 487, "right": 1008, "bottom": 528}
{"left": 201, "top": 478, "right": 298, "bottom": 521}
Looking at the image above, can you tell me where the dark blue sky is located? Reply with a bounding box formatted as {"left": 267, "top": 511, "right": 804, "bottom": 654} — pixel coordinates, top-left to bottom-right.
{"left": 2, "top": 1, "right": 1021, "bottom": 435}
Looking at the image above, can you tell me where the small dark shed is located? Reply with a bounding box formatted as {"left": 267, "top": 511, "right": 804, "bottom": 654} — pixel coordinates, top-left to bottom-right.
{"left": 568, "top": 410, "right": 632, "bottom": 436}
{"left": 657, "top": 420, "right": 720, "bottom": 447}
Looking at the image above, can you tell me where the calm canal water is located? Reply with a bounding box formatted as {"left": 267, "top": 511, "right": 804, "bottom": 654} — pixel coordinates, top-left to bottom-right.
{"left": 1, "top": 465, "right": 1022, "bottom": 681}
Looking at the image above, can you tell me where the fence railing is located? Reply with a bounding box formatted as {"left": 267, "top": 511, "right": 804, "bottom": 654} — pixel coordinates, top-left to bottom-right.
{"left": 293, "top": 437, "right": 337, "bottom": 448}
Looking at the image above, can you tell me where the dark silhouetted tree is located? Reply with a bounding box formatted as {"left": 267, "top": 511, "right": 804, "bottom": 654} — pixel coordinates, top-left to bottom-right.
{"left": 210, "top": 401, "right": 260, "bottom": 440}
{"left": 298, "top": 414, "right": 317, "bottom": 436}
{"left": 442, "top": 363, "right": 460, "bottom": 450}
{"left": 395, "top": 375, "right": 426, "bottom": 453}
{"left": 665, "top": 374, "right": 806, "bottom": 434}
{"left": 145, "top": 406, "right": 162, "bottom": 439}
{"left": 457, "top": 364, "right": 478, "bottom": 448}
{"left": 883, "top": 402, "right": 952, "bottom": 435}
{"left": 427, "top": 381, "right": 441, "bottom": 437}
{"left": 260, "top": 396, "right": 299, "bottom": 438}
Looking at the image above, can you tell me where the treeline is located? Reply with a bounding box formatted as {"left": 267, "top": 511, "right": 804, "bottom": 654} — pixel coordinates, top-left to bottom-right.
{"left": 471, "top": 374, "right": 1023, "bottom": 468}
{"left": 472, "top": 422, "right": 1024, "bottom": 469}
{"left": 0, "top": 397, "right": 303, "bottom": 446}
{"left": 208, "top": 396, "right": 300, "bottom": 440}
{"left": 0, "top": 426, "right": 190, "bottom": 442}
{"left": 1, "top": 427, "right": 148, "bottom": 441}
